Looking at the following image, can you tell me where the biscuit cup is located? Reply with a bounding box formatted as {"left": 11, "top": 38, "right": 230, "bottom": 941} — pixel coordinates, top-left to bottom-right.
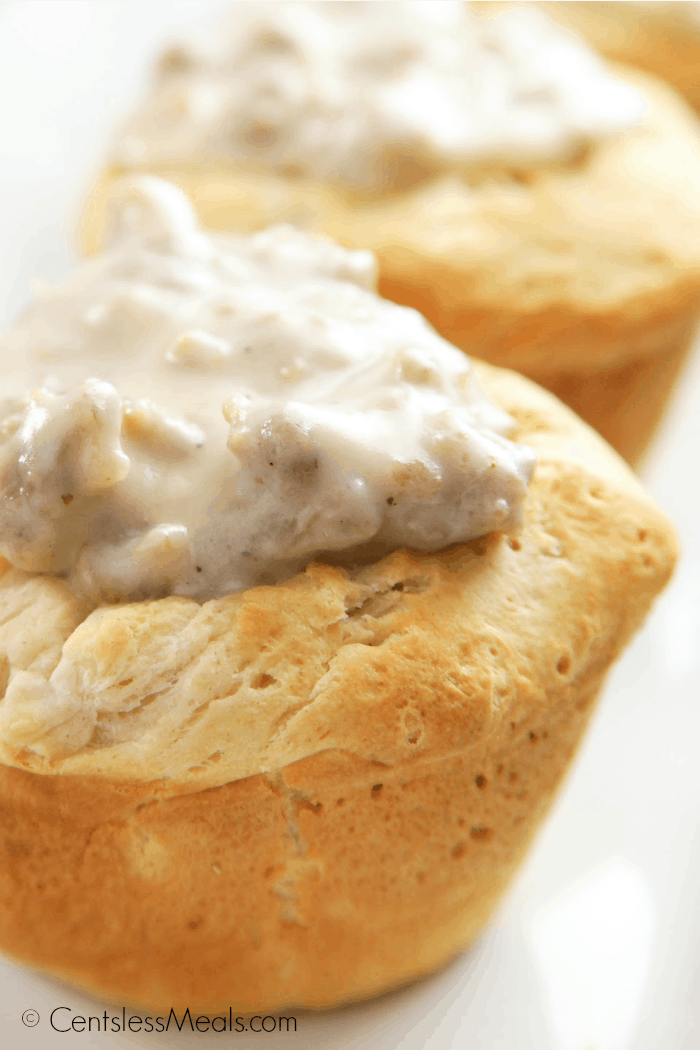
{"left": 0, "top": 365, "right": 677, "bottom": 1012}
{"left": 82, "top": 65, "right": 700, "bottom": 467}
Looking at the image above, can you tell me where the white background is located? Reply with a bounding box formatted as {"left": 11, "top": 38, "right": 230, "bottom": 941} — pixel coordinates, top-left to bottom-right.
{"left": 0, "top": 3, "right": 699, "bottom": 1048}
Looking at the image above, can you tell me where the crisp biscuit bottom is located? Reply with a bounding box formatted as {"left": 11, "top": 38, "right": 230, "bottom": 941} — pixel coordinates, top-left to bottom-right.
{"left": 81, "top": 67, "right": 700, "bottom": 464}
{"left": 0, "top": 364, "right": 678, "bottom": 1012}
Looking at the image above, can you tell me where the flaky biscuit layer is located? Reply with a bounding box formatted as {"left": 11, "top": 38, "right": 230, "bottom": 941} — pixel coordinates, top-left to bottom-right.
{"left": 0, "top": 365, "right": 673, "bottom": 788}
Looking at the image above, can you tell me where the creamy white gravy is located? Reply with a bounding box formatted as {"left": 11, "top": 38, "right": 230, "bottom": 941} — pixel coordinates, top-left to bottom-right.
{"left": 0, "top": 178, "right": 534, "bottom": 602}
{"left": 115, "top": 0, "right": 644, "bottom": 192}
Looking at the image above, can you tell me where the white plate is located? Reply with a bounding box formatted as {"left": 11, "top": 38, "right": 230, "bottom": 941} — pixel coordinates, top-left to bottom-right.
{"left": 1, "top": 4, "right": 699, "bottom": 1048}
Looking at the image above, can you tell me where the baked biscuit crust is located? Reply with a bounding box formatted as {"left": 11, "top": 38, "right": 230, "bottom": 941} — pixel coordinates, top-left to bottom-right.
{"left": 0, "top": 365, "right": 677, "bottom": 1011}
{"left": 82, "top": 68, "right": 700, "bottom": 464}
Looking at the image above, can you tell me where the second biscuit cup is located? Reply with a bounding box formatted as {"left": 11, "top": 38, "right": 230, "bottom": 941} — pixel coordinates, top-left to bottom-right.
{"left": 81, "top": 1, "right": 700, "bottom": 465}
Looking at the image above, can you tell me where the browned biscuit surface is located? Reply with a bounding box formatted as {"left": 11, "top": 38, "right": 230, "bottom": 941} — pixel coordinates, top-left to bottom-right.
{"left": 0, "top": 365, "right": 678, "bottom": 1011}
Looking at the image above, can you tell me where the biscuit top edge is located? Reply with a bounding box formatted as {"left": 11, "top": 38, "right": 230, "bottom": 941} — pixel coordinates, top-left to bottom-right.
{"left": 0, "top": 362, "right": 678, "bottom": 788}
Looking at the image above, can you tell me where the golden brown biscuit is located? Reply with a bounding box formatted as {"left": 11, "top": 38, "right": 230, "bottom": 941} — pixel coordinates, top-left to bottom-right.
{"left": 82, "top": 65, "right": 700, "bottom": 466}
{"left": 0, "top": 364, "right": 678, "bottom": 1012}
